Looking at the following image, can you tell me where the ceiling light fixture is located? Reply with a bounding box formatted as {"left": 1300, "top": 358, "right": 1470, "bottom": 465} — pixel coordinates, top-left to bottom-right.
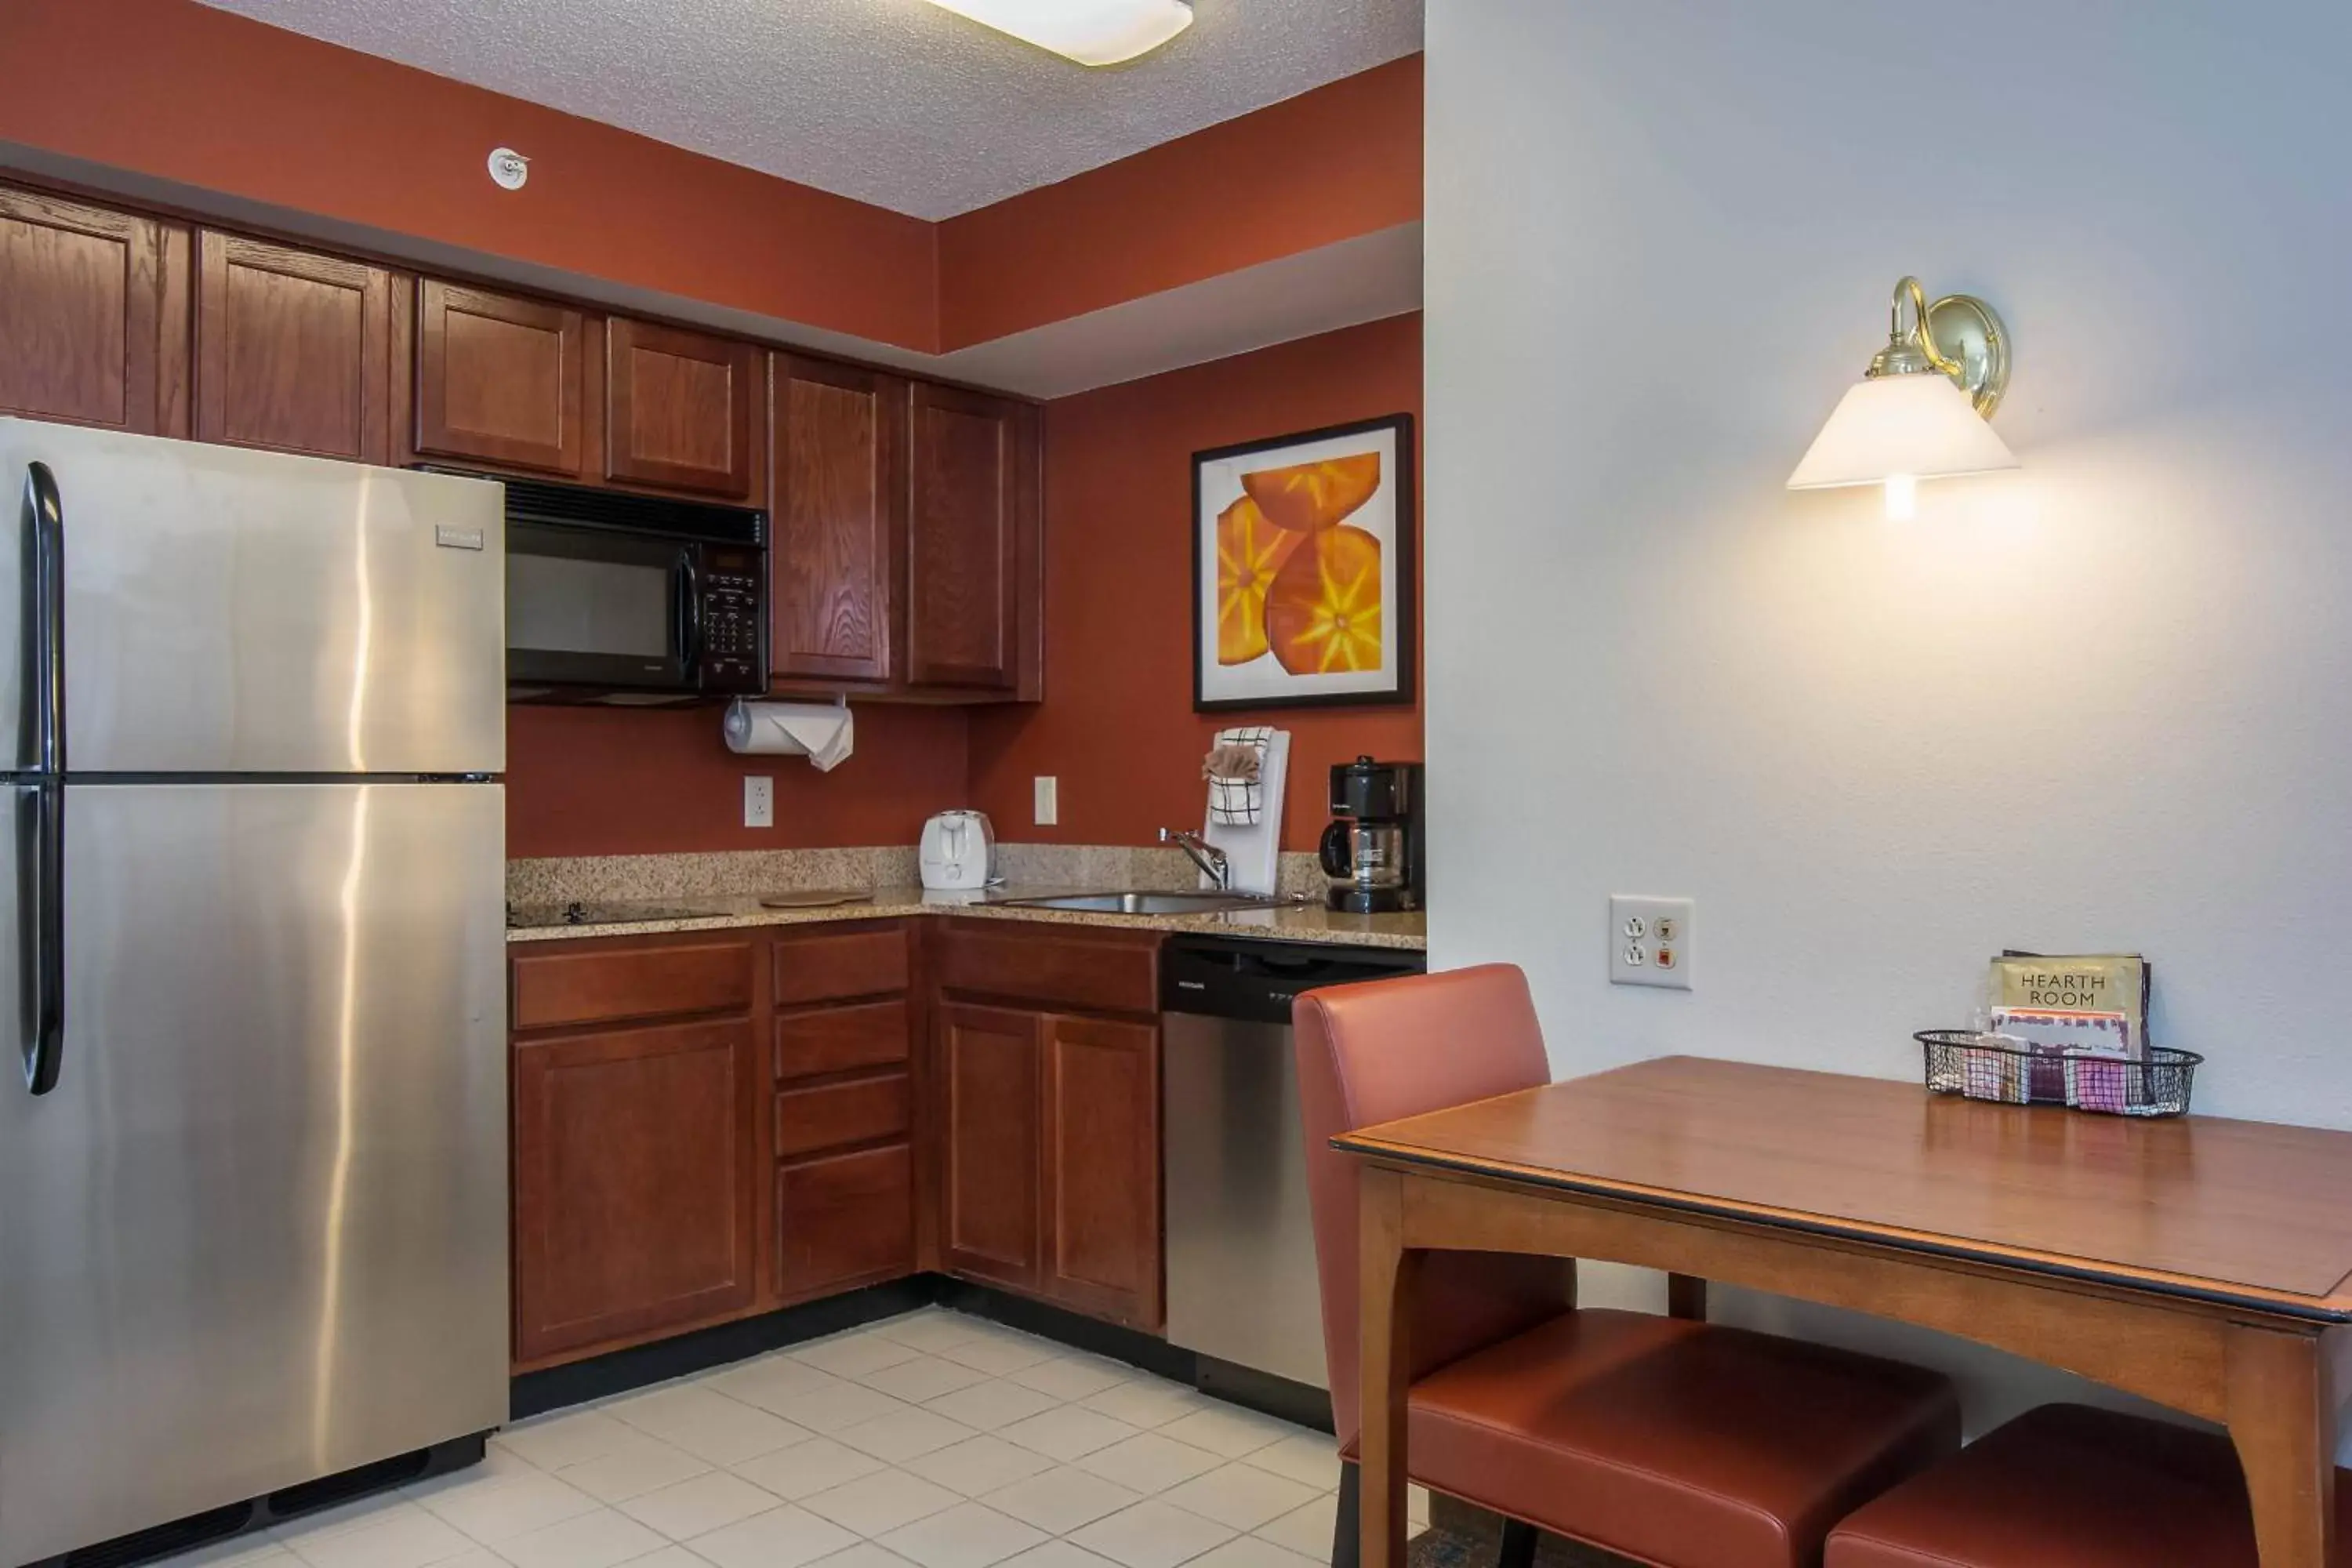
{"left": 1788, "top": 276, "right": 2019, "bottom": 520}
{"left": 920, "top": 0, "right": 1195, "bottom": 66}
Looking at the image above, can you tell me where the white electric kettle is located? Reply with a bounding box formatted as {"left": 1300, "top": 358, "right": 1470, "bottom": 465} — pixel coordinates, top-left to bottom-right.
{"left": 920, "top": 811, "right": 995, "bottom": 891}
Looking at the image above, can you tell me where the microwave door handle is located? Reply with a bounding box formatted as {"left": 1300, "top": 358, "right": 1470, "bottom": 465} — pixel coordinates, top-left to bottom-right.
{"left": 677, "top": 553, "right": 705, "bottom": 676}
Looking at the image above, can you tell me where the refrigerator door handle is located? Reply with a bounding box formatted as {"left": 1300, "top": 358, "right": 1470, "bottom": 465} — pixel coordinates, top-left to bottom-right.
{"left": 23, "top": 461, "right": 65, "bottom": 775}
{"left": 19, "top": 782, "right": 62, "bottom": 1095}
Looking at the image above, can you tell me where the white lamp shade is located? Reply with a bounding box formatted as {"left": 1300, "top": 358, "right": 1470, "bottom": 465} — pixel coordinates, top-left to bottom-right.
{"left": 1787, "top": 372, "right": 2020, "bottom": 490}
{"left": 923, "top": 0, "right": 1194, "bottom": 65}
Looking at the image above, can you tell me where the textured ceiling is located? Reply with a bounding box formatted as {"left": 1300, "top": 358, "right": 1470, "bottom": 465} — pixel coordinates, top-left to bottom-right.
{"left": 194, "top": 0, "right": 1423, "bottom": 220}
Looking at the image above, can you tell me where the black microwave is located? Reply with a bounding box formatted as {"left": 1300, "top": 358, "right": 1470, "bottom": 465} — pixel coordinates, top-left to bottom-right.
{"left": 450, "top": 473, "right": 770, "bottom": 702}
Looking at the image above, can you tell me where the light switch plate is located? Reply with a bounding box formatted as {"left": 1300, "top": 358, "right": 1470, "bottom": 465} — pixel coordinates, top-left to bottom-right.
{"left": 1610, "top": 895, "right": 1693, "bottom": 989}
{"left": 1033, "top": 775, "right": 1058, "bottom": 826}
{"left": 743, "top": 775, "right": 774, "bottom": 829}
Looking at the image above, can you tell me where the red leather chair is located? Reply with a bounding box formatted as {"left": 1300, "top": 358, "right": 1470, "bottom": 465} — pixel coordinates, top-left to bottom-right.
{"left": 1825, "top": 1403, "right": 2351, "bottom": 1566}
{"left": 1297, "top": 964, "right": 1962, "bottom": 1568}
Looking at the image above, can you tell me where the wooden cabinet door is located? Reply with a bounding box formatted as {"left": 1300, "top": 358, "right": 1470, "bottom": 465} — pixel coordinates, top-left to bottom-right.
{"left": 938, "top": 1002, "right": 1043, "bottom": 1290}
{"left": 777, "top": 1144, "right": 914, "bottom": 1301}
{"left": 771, "top": 355, "right": 903, "bottom": 683}
{"left": 196, "top": 231, "right": 392, "bottom": 463}
{"left": 413, "top": 280, "right": 583, "bottom": 475}
{"left": 512, "top": 1018, "right": 760, "bottom": 1367}
{"left": 605, "top": 317, "right": 759, "bottom": 497}
{"left": 0, "top": 187, "right": 189, "bottom": 437}
{"left": 906, "top": 383, "right": 1036, "bottom": 691}
{"left": 1041, "top": 1014, "right": 1163, "bottom": 1329}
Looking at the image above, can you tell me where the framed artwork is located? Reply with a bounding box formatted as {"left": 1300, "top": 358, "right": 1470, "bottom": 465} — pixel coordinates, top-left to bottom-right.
{"left": 1192, "top": 413, "right": 1415, "bottom": 711}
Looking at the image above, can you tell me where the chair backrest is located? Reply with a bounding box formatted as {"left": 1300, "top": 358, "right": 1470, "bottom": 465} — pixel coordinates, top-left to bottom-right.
{"left": 1294, "top": 963, "right": 1576, "bottom": 1447}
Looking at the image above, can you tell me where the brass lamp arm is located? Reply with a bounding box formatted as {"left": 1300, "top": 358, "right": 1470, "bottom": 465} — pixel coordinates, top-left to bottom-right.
{"left": 1889, "top": 275, "right": 1966, "bottom": 379}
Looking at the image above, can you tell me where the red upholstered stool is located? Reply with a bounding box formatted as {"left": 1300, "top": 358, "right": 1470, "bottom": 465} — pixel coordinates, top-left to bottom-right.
{"left": 1298, "top": 964, "right": 1962, "bottom": 1568}
{"left": 1826, "top": 1403, "right": 2352, "bottom": 1567}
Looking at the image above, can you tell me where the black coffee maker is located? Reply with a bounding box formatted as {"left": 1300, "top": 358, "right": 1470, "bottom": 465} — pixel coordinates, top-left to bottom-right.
{"left": 1319, "top": 757, "right": 1425, "bottom": 913}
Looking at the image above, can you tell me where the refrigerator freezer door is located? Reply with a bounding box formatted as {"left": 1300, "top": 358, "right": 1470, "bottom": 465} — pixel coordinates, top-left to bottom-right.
{"left": 0, "top": 782, "right": 509, "bottom": 1566}
{"left": 0, "top": 419, "right": 505, "bottom": 776}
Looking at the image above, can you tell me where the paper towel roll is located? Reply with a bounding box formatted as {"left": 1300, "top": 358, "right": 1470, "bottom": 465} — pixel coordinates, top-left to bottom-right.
{"left": 723, "top": 699, "right": 855, "bottom": 771}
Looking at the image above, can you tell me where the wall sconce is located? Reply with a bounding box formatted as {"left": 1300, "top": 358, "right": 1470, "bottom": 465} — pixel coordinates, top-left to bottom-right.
{"left": 1788, "top": 277, "right": 2019, "bottom": 519}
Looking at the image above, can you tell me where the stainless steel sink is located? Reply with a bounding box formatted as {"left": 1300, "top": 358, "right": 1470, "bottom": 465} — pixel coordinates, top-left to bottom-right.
{"left": 992, "top": 890, "right": 1291, "bottom": 916}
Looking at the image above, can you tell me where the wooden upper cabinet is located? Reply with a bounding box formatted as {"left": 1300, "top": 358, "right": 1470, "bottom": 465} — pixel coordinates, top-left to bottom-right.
{"left": 0, "top": 187, "right": 189, "bottom": 436}
{"left": 938, "top": 1001, "right": 1042, "bottom": 1291}
{"left": 906, "top": 383, "right": 1038, "bottom": 691}
{"left": 196, "top": 232, "right": 392, "bottom": 463}
{"left": 1041, "top": 1014, "right": 1163, "bottom": 1330}
{"left": 771, "top": 355, "right": 904, "bottom": 684}
{"left": 605, "top": 317, "right": 760, "bottom": 498}
{"left": 413, "top": 280, "right": 583, "bottom": 476}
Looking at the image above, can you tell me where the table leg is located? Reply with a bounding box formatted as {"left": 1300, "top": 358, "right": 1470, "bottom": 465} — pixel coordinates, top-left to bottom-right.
{"left": 2226, "top": 1323, "right": 2338, "bottom": 1568}
{"left": 1359, "top": 1168, "right": 1417, "bottom": 1568}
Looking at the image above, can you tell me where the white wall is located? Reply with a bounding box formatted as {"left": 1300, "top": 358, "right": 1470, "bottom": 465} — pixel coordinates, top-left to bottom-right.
{"left": 1425, "top": 0, "right": 2352, "bottom": 1450}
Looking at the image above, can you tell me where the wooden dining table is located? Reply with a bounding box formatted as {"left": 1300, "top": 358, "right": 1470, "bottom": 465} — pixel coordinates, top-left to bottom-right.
{"left": 1337, "top": 1055, "right": 2352, "bottom": 1568}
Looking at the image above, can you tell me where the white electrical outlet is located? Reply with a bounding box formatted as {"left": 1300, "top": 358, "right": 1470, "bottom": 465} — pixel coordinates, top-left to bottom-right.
{"left": 1033, "top": 775, "right": 1058, "bottom": 826}
{"left": 1610, "top": 895, "right": 1693, "bottom": 989}
{"left": 743, "top": 775, "right": 774, "bottom": 829}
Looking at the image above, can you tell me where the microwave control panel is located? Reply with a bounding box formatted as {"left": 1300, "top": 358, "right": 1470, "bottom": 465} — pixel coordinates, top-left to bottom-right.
{"left": 696, "top": 545, "right": 766, "bottom": 694}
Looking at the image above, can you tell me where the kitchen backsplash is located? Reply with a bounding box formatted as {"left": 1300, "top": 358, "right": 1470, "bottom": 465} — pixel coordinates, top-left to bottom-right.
{"left": 507, "top": 844, "right": 1330, "bottom": 904}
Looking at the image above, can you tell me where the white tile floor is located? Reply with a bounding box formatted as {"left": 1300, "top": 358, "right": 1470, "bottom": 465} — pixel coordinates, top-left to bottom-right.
{"left": 161, "top": 1309, "right": 1429, "bottom": 1568}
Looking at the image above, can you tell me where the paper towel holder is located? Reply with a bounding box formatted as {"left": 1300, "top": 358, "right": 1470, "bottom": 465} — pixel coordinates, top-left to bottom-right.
{"left": 720, "top": 694, "right": 855, "bottom": 771}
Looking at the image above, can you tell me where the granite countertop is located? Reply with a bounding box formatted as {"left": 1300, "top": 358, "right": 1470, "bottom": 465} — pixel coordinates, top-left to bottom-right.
{"left": 506, "top": 884, "right": 1426, "bottom": 951}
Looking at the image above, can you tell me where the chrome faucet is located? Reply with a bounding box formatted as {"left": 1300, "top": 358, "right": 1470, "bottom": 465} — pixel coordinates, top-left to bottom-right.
{"left": 1160, "top": 827, "right": 1232, "bottom": 891}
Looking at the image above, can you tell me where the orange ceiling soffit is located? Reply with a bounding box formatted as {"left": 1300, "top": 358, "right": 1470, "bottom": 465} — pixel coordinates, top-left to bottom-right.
{"left": 936, "top": 54, "right": 1423, "bottom": 351}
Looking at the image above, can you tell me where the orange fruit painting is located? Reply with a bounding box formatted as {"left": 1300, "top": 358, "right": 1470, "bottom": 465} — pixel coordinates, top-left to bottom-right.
{"left": 1241, "top": 452, "right": 1382, "bottom": 533}
{"left": 1265, "top": 524, "right": 1384, "bottom": 675}
{"left": 1214, "top": 495, "right": 1302, "bottom": 665}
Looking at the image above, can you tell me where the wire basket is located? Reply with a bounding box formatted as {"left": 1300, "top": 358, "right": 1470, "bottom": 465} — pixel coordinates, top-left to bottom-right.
{"left": 1915, "top": 1030, "right": 2203, "bottom": 1118}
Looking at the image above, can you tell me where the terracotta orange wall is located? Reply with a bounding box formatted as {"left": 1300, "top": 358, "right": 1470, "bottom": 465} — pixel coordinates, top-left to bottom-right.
{"left": 935, "top": 56, "right": 1421, "bottom": 349}
{"left": 0, "top": 0, "right": 940, "bottom": 349}
{"left": 0, "top": 0, "right": 1421, "bottom": 355}
{"left": 506, "top": 705, "right": 971, "bottom": 859}
{"left": 0, "top": 6, "right": 1424, "bottom": 858}
{"left": 969, "top": 314, "right": 1423, "bottom": 850}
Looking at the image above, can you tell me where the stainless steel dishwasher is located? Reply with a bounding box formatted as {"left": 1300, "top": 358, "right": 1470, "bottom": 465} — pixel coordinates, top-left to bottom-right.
{"left": 1161, "top": 935, "right": 1426, "bottom": 1391}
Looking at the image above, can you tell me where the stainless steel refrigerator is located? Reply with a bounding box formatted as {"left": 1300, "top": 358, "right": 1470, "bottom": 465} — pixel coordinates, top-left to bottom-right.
{"left": 0, "top": 420, "right": 510, "bottom": 1567}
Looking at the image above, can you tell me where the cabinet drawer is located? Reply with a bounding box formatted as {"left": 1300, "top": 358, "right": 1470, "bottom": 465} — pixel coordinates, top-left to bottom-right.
{"left": 513, "top": 939, "right": 755, "bottom": 1030}
{"left": 775, "top": 1072, "right": 910, "bottom": 1156}
{"left": 775, "top": 1000, "right": 909, "bottom": 1080}
{"left": 936, "top": 923, "right": 1159, "bottom": 1014}
{"left": 773, "top": 926, "right": 908, "bottom": 1005}
{"left": 778, "top": 1144, "right": 913, "bottom": 1298}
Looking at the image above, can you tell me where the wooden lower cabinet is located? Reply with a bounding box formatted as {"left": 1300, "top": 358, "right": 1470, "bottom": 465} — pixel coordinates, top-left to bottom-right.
{"left": 512, "top": 1017, "right": 760, "bottom": 1368}
{"left": 769, "top": 923, "right": 919, "bottom": 1303}
{"left": 510, "top": 919, "right": 1167, "bottom": 1366}
{"left": 778, "top": 1143, "right": 915, "bottom": 1300}
{"left": 1041, "top": 1014, "right": 1162, "bottom": 1329}
{"left": 937, "top": 985, "right": 1164, "bottom": 1330}
{"left": 938, "top": 1002, "right": 1044, "bottom": 1291}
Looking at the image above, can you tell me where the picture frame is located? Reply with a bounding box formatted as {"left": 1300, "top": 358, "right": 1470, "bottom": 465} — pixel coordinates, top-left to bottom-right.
{"left": 1191, "top": 413, "right": 1416, "bottom": 712}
